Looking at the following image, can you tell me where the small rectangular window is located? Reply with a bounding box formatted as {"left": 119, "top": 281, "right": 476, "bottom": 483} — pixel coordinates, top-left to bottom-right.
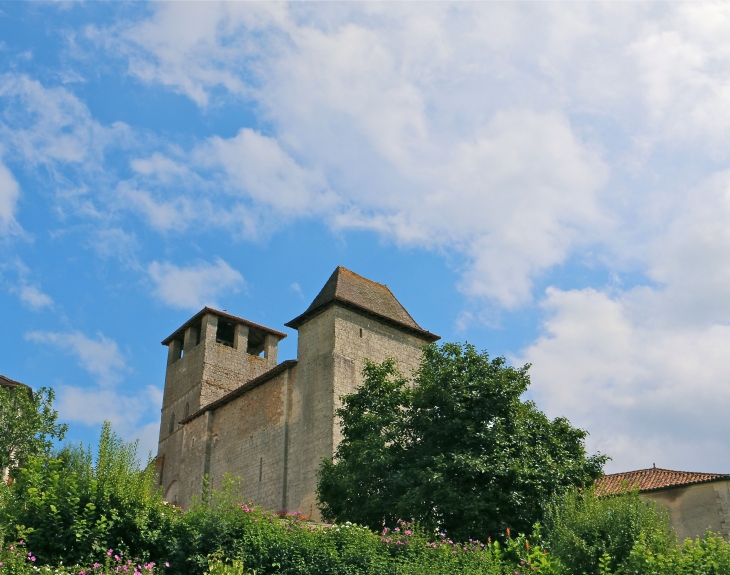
{"left": 216, "top": 321, "right": 235, "bottom": 347}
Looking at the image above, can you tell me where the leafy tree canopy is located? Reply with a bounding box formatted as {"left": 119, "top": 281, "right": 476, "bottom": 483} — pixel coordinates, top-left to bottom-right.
{"left": 0, "top": 385, "right": 67, "bottom": 476}
{"left": 317, "top": 342, "right": 608, "bottom": 542}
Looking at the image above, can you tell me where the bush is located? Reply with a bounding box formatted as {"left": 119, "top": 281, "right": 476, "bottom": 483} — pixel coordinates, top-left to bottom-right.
{"left": 541, "top": 486, "right": 675, "bottom": 575}
{"left": 0, "top": 539, "right": 165, "bottom": 575}
{"left": 166, "top": 477, "right": 503, "bottom": 575}
{"left": 0, "top": 423, "right": 178, "bottom": 566}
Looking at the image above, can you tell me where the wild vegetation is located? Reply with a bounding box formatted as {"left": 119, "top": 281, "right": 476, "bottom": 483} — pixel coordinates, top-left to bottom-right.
{"left": 3, "top": 350, "right": 730, "bottom": 574}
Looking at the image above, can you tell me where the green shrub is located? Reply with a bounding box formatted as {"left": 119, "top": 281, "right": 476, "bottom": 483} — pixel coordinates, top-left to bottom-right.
{"left": 0, "top": 423, "right": 178, "bottom": 566}
{"left": 167, "top": 476, "right": 503, "bottom": 575}
{"left": 541, "top": 486, "right": 675, "bottom": 575}
{"left": 0, "top": 539, "right": 167, "bottom": 575}
{"left": 615, "top": 531, "right": 730, "bottom": 575}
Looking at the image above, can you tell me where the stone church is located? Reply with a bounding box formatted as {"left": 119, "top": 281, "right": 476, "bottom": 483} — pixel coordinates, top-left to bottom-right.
{"left": 155, "top": 266, "right": 439, "bottom": 518}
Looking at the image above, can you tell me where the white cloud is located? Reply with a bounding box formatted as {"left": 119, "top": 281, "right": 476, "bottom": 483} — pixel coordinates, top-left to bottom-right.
{"left": 55, "top": 384, "right": 162, "bottom": 458}
{"left": 25, "top": 330, "right": 127, "bottom": 387}
{"left": 518, "top": 169, "right": 730, "bottom": 474}
{"left": 148, "top": 257, "right": 244, "bottom": 310}
{"left": 290, "top": 282, "right": 303, "bottom": 298}
{"left": 89, "top": 227, "right": 140, "bottom": 269}
{"left": 197, "top": 128, "right": 337, "bottom": 215}
{"left": 0, "top": 73, "right": 129, "bottom": 168}
{"left": 4, "top": 261, "right": 53, "bottom": 310}
{"left": 16, "top": 284, "right": 53, "bottom": 310}
{"left": 0, "top": 156, "right": 20, "bottom": 235}
{"left": 25, "top": 328, "right": 161, "bottom": 457}
{"left": 36, "top": 1, "right": 730, "bottom": 472}
{"left": 102, "top": 5, "right": 616, "bottom": 307}
{"left": 518, "top": 286, "right": 730, "bottom": 473}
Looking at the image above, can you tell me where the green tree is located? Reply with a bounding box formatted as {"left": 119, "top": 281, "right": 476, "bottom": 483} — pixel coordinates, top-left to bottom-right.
{"left": 317, "top": 342, "right": 608, "bottom": 543}
{"left": 0, "top": 422, "right": 177, "bottom": 565}
{"left": 0, "top": 385, "right": 67, "bottom": 477}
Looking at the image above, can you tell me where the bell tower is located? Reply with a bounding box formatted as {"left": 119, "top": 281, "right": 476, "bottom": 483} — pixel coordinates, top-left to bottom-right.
{"left": 155, "top": 307, "right": 286, "bottom": 502}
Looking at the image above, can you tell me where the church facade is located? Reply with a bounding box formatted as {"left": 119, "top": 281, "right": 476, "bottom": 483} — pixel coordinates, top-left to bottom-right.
{"left": 155, "top": 267, "right": 439, "bottom": 518}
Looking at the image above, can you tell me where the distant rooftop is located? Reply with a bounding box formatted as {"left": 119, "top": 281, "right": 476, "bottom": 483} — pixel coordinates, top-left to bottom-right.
{"left": 1, "top": 374, "right": 30, "bottom": 388}
{"left": 0, "top": 374, "right": 33, "bottom": 397}
{"left": 596, "top": 466, "right": 730, "bottom": 495}
{"left": 285, "top": 266, "right": 440, "bottom": 342}
{"left": 161, "top": 307, "right": 287, "bottom": 346}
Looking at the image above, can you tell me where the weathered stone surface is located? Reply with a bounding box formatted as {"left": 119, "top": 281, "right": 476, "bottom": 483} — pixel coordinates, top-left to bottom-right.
{"left": 155, "top": 269, "right": 438, "bottom": 519}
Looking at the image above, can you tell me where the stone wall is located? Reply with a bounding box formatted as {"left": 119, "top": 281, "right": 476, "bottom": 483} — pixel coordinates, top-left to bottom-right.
{"left": 157, "top": 312, "right": 283, "bottom": 507}
{"left": 642, "top": 480, "right": 730, "bottom": 541}
{"left": 157, "top": 304, "right": 432, "bottom": 519}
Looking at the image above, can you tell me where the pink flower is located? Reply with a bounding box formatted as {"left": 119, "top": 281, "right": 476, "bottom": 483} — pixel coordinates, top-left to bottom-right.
{"left": 94, "top": 563, "right": 100, "bottom": 569}
{"left": 19, "top": 541, "right": 24, "bottom": 545}
{"left": 165, "top": 562, "right": 170, "bottom": 568}
{"left": 0, "top": 562, "right": 4, "bottom": 567}
{"left": 107, "top": 550, "right": 113, "bottom": 556}
{"left": 405, "top": 530, "right": 412, "bottom": 536}
{"left": 80, "top": 571, "right": 87, "bottom": 575}
{"left": 31, "top": 557, "right": 36, "bottom": 562}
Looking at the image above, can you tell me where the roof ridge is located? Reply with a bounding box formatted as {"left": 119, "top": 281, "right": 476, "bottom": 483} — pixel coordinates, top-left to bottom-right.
{"left": 604, "top": 467, "right": 727, "bottom": 477}
{"left": 285, "top": 266, "right": 440, "bottom": 342}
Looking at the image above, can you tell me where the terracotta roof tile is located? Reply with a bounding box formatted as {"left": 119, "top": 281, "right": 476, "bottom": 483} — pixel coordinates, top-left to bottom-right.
{"left": 286, "top": 266, "right": 439, "bottom": 342}
{"left": 595, "top": 467, "right": 730, "bottom": 495}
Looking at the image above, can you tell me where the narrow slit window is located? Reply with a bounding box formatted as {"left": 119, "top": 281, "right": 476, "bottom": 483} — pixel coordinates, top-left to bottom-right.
{"left": 259, "top": 457, "right": 263, "bottom": 482}
{"left": 184, "top": 402, "right": 190, "bottom": 418}
{"left": 359, "top": 328, "right": 363, "bottom": 338}
{"left": 169, "top": 412, "right": 176, "bottom": 434}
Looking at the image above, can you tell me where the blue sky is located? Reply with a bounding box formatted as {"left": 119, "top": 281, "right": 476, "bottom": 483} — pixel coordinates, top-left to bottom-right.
{"left": 2, "top": 2, "right": 730, "bottom": 474}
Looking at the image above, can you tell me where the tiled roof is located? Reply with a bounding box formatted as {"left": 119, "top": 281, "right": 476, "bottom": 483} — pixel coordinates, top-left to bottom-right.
{"left": 0, "top": 374, "right": 26, "bottom": 388}
{"left": 595, "top": 467, "right": 730, "bottom": 495}
{"left": 161, "top": 307, "right": 287, "bottom": 345}
{"left": 0, "top": 375, "right": 33, "bottom": 398}
{"left": 286, "top": 267, "right": 440, "bottom": 342}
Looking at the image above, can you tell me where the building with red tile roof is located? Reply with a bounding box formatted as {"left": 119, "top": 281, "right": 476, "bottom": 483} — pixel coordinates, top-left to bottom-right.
{"left": 596, "top": 465, "right": 730, "bottom": 542}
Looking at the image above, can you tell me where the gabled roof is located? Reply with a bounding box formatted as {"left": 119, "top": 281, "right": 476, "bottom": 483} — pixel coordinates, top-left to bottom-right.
{"left": 161, "top": 307, "right": 287, "bottom": 346}
{"left": 285, "top": 266, "right": 439, "bottom": 342}
{"left": 595, "top": 466, "right": 730, "bottom": 496}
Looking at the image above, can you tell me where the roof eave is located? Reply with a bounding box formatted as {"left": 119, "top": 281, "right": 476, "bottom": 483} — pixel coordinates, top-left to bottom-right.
{"left": 285, "top": 299, "right": 440, "bottom": 343}
{"left": 161, "top": 306, "right": 287, "bottom": 345}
